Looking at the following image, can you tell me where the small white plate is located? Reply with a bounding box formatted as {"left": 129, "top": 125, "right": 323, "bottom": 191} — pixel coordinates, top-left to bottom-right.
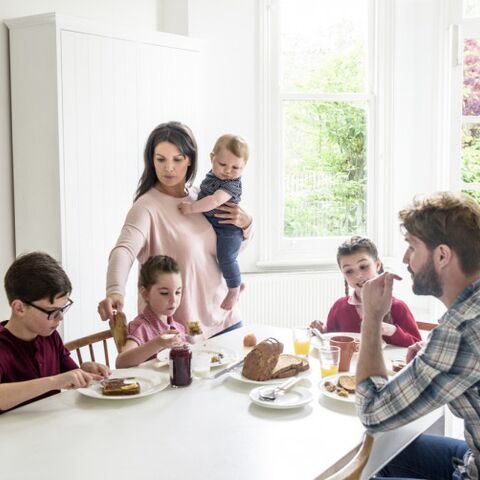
{"left": 228, "top": 367, "right": 310, "bottom": 385}
{"left": 319, "top": 374, "right": 357, "bottom": 404}
{"left": 77, "top": 368, "right": 169, "bottom": 400}
{"left": 249, "top": 386, "right": 313, "bottom": 409}
{"left": 193, "top": 347, "right": 237, "bottom": 368}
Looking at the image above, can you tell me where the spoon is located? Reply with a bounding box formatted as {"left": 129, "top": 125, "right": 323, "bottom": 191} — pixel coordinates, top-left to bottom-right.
{"left": 310, "top": 327, "right": 326, "bottom": 346}
{"left": 258, "top": 376, "right": 303, "bottom": 401}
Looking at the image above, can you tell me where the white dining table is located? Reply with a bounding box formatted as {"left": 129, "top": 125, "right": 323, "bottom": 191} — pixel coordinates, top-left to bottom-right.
{"left": 0, "top": 324, "right": 442, "bottom": 480}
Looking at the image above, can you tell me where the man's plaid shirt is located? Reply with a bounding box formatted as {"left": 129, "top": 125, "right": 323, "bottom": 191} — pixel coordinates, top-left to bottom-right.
{"left": 357, "top": 279, "right": 480, "bottom": 479}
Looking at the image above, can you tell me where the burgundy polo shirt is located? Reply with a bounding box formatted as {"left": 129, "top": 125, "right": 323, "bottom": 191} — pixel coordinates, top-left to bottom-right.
{"left": 0, "top": 320, "right": 78, "bottom": 413}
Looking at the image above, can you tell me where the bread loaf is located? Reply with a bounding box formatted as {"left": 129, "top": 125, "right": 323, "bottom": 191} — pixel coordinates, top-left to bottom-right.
{"left": 242, "top": 337, "right": 283, "bottom": 381}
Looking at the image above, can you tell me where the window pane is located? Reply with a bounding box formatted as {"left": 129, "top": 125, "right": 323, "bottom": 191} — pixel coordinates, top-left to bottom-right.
{"left": 464, "top": 0, "right": 480, "bottom": 18}
{"left": 280, "top": 0, "right": 368, "bottom": 93}
{"left": 462, "top": 124, "right": 480, "bottom": 184}
{"left": 463, "top": 38, "right": 480, "bottom": 115}
{"left": 283, "top": 100, "right": 367, "bottom": 237}
{"left": 463, "top": 190, "right": 480, "bottom": 202}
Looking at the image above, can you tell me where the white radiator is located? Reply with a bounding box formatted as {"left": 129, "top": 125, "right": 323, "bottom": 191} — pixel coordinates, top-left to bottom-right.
{"left": 239, "top": 271, "right": 345, "bottom": 328}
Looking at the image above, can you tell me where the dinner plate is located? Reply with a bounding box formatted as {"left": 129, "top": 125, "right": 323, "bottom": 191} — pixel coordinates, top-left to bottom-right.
{"left": 249, "top": 386, "right": 313, "bottom": 409}
{"left": 77, "top": 368, "right": 169, "bottom": 400}
{"left": 228, "top": 367, "right": 310, "bottom": 385}
{"left": 192, "top": 347, "right": 237, "bottom": 368}
{"left": 319, "top": 373, "right": 357, "bottom": 404}
{"left": 156, "top": 347, "right": 236, "bottom": 368}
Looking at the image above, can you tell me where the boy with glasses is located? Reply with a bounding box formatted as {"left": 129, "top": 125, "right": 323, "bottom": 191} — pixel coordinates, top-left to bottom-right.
{"left": 0, "top": 252, "right": 110, "bottom": 413}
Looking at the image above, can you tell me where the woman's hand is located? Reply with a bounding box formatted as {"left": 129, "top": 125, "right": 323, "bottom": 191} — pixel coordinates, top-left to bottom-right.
{"left": 97, "top": 293, "right": 124, "bottom": 322}
{"left": 214, "top": 202, "right": 252, "bottom": 229}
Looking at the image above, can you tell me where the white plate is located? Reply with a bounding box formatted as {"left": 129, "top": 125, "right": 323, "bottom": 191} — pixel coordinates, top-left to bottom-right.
{"left": 319, "top": 374, "right": 357, "bottom": 403}
{"left": 249, "top": 386, "right": 313, "bottom": 409}
{"left": 193, "top": 347, "right": 237, "bottom": 368}
{"left": 228, "top": 366, "right": 310, "bottom": 385}
{"left": 156, "top": 347, "right": 236, "bottom": 368}
{"left": 319, "top": 373, "right": 392, "bottom": 404}
{"left": 77, "top": 368, "right": 169, "bottom": 400}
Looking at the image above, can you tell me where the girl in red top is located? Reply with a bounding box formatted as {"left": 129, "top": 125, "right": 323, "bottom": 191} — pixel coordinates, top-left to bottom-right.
{"left": 311, "top": 236, "right": 421, "bottom": 347}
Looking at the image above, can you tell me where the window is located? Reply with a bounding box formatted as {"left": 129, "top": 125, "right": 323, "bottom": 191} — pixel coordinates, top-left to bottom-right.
{"left": 451, "top": 1, "right": 480, "bottom": 201}
{"left": 259, "top": 0, "right": 378, "bottom": 267}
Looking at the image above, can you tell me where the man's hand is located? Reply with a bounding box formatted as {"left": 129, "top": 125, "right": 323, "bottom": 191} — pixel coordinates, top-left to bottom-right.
{"left": 406, "top": 341, "right": 424, "bottom": 363}
{"left": 362, "top": 272, "right": 402, "bottom": 325}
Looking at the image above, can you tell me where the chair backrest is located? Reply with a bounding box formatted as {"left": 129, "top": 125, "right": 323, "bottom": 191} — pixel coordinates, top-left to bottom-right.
{"left": 416, "top": 321, "right": 436, "bottom": 332}
{"left": 64, "top": 329, "right": 113, "bottom": 367}
{"left": 320, "top": 432, "right": 374, "bottom": 480}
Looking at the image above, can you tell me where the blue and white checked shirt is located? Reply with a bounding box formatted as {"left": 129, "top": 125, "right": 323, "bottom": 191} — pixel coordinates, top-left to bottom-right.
{"left": 357, "top": 279, "right": 480, "bottom": 479}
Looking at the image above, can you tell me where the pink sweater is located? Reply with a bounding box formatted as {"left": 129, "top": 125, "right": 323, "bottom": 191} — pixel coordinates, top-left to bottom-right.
{"left": 106, "top": 187, "right": 252, "bottom": 338}
{"left": 325, "top": 296, "right": 421, "bottom": 347}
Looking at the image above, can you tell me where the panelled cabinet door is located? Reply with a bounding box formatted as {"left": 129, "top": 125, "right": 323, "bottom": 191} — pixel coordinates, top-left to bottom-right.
{"left": 7, "top": 13, "right": 202, "bottom": 342}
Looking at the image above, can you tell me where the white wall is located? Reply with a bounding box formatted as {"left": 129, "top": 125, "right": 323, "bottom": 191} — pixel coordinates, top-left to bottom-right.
{"left": 0, "top": 0, "right": 454, "bottom": 324}
{"left": 0, "top": 0, "right": 160, "bottom": 318}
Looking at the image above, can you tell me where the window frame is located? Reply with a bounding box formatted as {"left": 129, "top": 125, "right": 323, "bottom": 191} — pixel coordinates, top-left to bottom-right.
{"left": 450, "top": 4, "right": 480, "bottom": 194}
{"left": 258, "top": 0, "right": 388, "bottom": 269}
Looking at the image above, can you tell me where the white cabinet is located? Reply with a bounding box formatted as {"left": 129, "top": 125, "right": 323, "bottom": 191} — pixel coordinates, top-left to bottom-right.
{"left": 6, "top": 13, "right": 203, "bottom": 341}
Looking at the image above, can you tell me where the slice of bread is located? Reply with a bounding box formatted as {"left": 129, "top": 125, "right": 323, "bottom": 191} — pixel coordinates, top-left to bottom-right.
{"left": 271, "top": 354, "right": 309, "bottom": 379}
{"left": 101, "top": 378, "right": 141, "bottom": 396}
{"left": 242, "top": 337, "right": 283, "bottom": 381}
{"left": 337, "top": 375, "right": 356, "bottom": 394}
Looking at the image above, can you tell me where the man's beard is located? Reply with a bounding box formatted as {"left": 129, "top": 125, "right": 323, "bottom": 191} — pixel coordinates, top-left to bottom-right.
{"left": 410, "top": 253, "right": 443, "bottom": 298}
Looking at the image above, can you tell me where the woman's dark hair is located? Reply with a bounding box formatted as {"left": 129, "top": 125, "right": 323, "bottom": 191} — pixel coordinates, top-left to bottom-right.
{"left": 4, "top": 252, "right": 72, "bottom": 304}
{"left": 336, "top": 236, "right": 384, "bottom": 296}
{"left": 134, "top": 121, "right": 198, "bottom": 201}
{"left": 138, "top": 255, "right": 181, "bottom": 290}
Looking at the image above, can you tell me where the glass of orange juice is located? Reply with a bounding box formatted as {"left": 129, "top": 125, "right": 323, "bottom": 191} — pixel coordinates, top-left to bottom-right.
{"left": 292, "top": 327, "right": 311, "bottom": 356}
{"left": 318, "top": 346, "right": 341, "bottom": 377}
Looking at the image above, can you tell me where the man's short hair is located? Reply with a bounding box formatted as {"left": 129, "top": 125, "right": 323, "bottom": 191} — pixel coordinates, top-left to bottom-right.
{"left": 4, "top": 252, "right": 72, "bottom": 304}
{"left": 399, "top": 192, "right": 480, "bottom": 275}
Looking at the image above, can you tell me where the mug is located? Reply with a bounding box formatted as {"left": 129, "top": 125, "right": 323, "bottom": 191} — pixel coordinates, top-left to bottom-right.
{"left": 329, "top": 335, "right": 355, "bottom": 372}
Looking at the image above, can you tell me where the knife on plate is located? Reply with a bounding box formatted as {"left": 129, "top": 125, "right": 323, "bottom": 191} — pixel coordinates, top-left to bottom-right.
{"left": 212, "top": 358, "right": 244, "bottom": 379}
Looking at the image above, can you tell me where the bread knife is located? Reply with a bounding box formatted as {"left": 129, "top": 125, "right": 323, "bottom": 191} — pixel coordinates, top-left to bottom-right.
{"left": 212, "top": 359, "right": 244, "bottom": 379}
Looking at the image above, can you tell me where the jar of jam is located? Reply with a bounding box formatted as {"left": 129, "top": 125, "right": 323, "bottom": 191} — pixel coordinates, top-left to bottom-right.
{"left": 169, "top": 343, "right": 192, "bottom": 387}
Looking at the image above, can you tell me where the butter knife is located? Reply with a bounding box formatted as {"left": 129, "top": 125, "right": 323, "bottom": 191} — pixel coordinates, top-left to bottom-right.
{"left": 212, "top": 358, "right": 244, "bottom": 379}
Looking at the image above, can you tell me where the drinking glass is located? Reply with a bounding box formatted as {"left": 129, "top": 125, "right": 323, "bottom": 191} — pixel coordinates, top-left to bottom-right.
{"left": 192, "top": 352, "right": 211, "bottom": 379}
{"left": 318, "top": 345, "right": 341, "bottom": 378}
{"left": 292, "top": 327, "right": 311, "bottom": 356}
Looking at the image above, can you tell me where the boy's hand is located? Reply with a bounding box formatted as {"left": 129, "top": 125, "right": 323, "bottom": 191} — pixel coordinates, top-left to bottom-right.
{"left": 81, "top": 361, "right": 111, "bottom": 378}
{"left": 53, "top": 369, "right": 100, "bottom": 390}
{"left": 178, "top": 202, "right": 193, "bottom": 215}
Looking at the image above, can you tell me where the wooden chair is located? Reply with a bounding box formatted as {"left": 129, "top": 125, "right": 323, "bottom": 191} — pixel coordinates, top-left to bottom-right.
{"left": 320, "top": 432, "right": 374, "bottom": 480}
{"left": 65, "top": 329, "right": 114, "bottom": 367}
{"left": 416, "top": 321, "right": 436, "bottom": 332}
{"left": 64, "top": 312, "right": 128, "bottom": 368}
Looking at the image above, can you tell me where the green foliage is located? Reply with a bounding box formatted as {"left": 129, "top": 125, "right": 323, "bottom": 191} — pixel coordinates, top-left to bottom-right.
{"left": 281, "top": 18, "right": 368, "bottom": 237}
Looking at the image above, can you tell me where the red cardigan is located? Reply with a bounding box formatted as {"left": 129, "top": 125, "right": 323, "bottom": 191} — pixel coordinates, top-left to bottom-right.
{"left": 325, "top": 296, "right": 421, "bottom": 347}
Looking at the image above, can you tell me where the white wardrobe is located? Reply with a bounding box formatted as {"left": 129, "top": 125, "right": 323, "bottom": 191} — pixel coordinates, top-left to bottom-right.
{"left": 7, "top": 13, "right": 204, "bottom": 341}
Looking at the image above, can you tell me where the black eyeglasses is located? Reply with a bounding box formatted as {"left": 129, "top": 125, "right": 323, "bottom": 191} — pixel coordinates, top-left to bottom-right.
{"left": 23, "top": 299, "right": 74, "bottom": 320}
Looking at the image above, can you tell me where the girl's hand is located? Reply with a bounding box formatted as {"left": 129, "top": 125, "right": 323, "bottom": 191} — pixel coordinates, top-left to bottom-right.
{"left": 98, "top": 293, "right": 124, "bottom": 322}
{"left": 309, "top": 320, "right": 325, "bottom": 333}
{"left": 380, "top": 323, "right": 397, "bottom": 337}
{"left": 157, "top": 330, "right": 181, "bottom": 349}
{"left": 214, "top": 202, "right": 252, "bottom": 229}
